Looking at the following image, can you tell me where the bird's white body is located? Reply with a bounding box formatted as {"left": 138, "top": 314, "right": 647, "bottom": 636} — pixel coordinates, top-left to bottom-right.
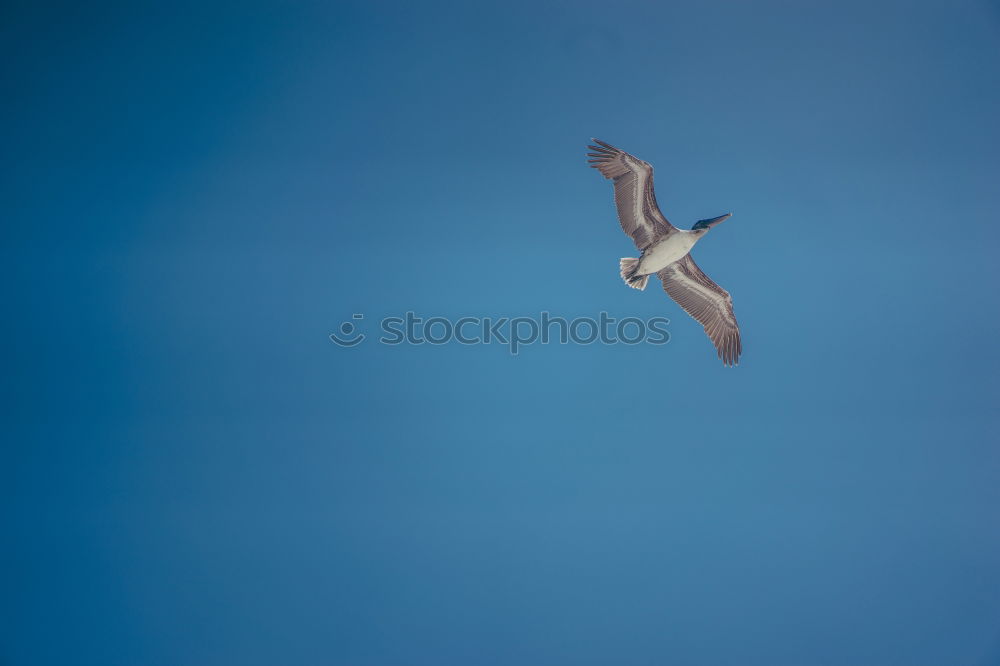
{"left": 637, "top": 230, "right": 702, "bottom": 275}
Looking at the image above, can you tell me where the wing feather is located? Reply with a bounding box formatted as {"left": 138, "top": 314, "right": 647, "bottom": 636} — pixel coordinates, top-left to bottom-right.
{"left": 657, "top": 254, "right": 742, "bottom": 366}
{"left": 587, "top": 139, "right": 676, "bottom": 249}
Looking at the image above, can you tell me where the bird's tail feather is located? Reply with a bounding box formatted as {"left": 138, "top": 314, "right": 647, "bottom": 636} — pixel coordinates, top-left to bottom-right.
{"left": 620, "top": 258, "right": 649, "bottom": 290}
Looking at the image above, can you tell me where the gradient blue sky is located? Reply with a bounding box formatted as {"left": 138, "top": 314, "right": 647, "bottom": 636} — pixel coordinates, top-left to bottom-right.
{"left": 4, "top": 1, "right": 1000, "bottom": 665}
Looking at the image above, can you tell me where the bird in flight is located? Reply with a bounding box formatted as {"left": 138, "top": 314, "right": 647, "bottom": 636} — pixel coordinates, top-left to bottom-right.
{"left": 587, "top": 138, "right": 742, "bottom": 366}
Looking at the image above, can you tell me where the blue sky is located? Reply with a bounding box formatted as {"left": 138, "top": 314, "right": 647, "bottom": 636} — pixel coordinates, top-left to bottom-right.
{"left": 4, "top": 1, "right": 1000, "bottom": 664}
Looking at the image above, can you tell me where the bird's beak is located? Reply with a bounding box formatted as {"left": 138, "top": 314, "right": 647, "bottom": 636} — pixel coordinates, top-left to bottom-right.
{"left": 702, "top": 213, "right": 732, "bottom": 228}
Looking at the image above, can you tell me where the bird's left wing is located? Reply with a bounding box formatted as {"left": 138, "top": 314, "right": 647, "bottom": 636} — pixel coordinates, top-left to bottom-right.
{"left": 657, "top": 254, "right": 742, "bottom": 366}
{"left": 587, "top": 139, "right": 677, "bottom": 250}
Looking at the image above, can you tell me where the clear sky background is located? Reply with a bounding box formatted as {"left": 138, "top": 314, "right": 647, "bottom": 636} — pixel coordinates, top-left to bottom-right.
{"left": 4, "top": 1, "right": 1000, "bottom": 664}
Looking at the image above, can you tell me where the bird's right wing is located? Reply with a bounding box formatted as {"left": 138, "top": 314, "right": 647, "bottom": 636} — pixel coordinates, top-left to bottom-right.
{"left": 587, "top": 139, "right": 677, "bottom": 250}
{"left": 658, "top": 254, "right": 742, "bottom": 366}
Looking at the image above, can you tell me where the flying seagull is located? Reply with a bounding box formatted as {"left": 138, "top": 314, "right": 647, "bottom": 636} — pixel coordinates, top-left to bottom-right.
{"left": 587, "top": 138, "right": 742, "bottom": 366}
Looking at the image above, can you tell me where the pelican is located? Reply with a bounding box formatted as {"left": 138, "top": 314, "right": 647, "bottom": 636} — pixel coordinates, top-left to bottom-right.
{"left": 587, "top": 139, "right": 742, "bottom": 366}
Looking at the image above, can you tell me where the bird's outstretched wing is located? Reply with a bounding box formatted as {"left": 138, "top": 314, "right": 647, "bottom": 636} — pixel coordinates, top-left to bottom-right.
{"left": 657, "top": 254, "right": 741, "bottom": 366}
{"left": 587, "top": 139, "right": 677, "bottom": 250}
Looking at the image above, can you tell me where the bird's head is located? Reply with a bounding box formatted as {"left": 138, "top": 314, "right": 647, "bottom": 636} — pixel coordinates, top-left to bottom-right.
{"left": 691, "top": 213, "right": 732, "bottom": 234}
